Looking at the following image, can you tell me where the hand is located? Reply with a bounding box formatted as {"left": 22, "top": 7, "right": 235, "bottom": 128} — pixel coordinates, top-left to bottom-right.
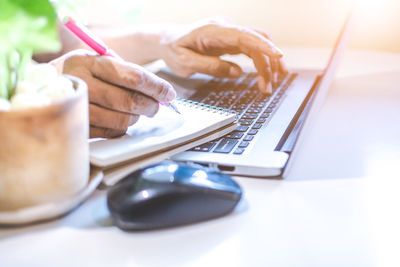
{"left": 59, "top": 50, "right": 176, "bottom": 138}
{"left": 158, "top": 18, "right": 288, "bottom": 94}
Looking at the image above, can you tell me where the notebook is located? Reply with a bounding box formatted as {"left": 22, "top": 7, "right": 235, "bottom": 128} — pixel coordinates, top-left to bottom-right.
{"left": 89, "top": 98, "right": 238, "bottom": 186}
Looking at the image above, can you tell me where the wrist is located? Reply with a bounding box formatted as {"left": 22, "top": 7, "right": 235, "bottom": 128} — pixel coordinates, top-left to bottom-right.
{"left": 135, "top": 23, "right": 185, "bottom": 63}
{"left": 134, "top": 25, "right": 165, "bottom": 62}
{"left": 100, "top": 25, "right": 173, "bottom": 65}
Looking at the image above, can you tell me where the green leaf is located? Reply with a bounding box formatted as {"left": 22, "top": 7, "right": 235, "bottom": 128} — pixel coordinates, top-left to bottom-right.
{"left": 0, "top": 0, "right": 61, "bottom": 100}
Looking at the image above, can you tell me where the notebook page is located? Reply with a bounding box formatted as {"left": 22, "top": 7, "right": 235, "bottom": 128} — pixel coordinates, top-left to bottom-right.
{"left": 89, "top": 99, "right": 236, "bottom": 167}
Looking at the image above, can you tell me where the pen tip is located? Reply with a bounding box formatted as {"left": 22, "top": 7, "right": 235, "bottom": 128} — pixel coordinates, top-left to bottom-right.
{"left": 170, "top": 103, "right": 181, "bottom": 114}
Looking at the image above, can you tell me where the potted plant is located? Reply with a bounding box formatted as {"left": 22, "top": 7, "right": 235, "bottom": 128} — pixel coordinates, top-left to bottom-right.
{"left": 0, "top": 0, "right": 90, "bottom": 211}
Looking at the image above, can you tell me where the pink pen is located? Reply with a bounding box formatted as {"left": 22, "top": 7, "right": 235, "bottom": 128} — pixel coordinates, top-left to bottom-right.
{"left": 63, "top": 17, "right": 181, "bottom": 114}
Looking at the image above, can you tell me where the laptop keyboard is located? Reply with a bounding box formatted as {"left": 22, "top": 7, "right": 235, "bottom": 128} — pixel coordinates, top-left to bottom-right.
{"left": 190, "top": 72, "right": 298, "bottom": 155}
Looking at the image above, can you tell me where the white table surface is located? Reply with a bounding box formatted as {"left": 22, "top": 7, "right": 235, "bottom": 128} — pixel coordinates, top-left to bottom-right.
{"left": 1, "top": 48, "right": 400, "bottom": 267}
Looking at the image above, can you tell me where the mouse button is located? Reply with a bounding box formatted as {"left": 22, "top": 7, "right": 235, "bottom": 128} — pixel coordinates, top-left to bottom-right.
{"left": 172, "top": 165, "right": 203, "bottom": 182}
{"left": 107, "top": 177, "right": 167, "bottom": 205}
{"left": 111, "top": 186, "right": 191, "bottom": 220}
{"left": 137, "top": 180, "right": 193, "bottom": 201}
{"left": 140, "top": 163, "right": 179, "bottom": 183}
{"left": 178, "top": 170, "right": 242, "bottom": 194}
{"left": 205, "top": 172, "right": 242, "bottom": 194}
{"left": 108, "top": 184, "right": 179, "bottom": 215}
{"left": 129, "top": 184, "right": 178, "bottom": 204}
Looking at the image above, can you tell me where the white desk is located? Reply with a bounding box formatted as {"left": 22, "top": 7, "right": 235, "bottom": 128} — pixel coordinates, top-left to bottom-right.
{"left": 1, "top": 48, "right": 400, "bottom": 267}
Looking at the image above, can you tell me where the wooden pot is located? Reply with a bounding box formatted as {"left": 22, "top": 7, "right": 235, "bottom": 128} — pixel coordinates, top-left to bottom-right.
{"left": 0, "top": 75, "right": 89, "bottom": 211}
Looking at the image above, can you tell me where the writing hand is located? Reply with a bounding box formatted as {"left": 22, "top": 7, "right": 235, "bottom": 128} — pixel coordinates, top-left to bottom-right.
{"left": 61, "top": 50, "right": 176, "bottom": 138}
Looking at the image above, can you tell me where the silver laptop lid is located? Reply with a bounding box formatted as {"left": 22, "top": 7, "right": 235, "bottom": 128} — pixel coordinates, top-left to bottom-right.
{"left": 282, "top": 9, "right": 356, "bottom": 177}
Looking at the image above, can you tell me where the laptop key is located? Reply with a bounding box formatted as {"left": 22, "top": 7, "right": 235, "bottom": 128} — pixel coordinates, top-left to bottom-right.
{"left": 239, "top": 119, "right": 254, "bottom": 125}
{"left": 225, "top": 132, "right": 244, "bottom": 139}
{"left": 243, "top": 135, "right": 254, "bottom": 141}
{"left": 238, "top": 141, "right": 249, "bottom": 148}
{"left": 233, "top": 148, "right": 245, "bottom": 155}
{"left": 213, "top": 139, "right": 238, "bottom": 153}
{"left": 251, "top": 103, "right": 265, "bottom": 109}
{"left": 200, "top": 142, "right": 216, "bottom": 152}
{"left": 241, "top": 114, "right": 258, "bottom": 119}
{"left": 260, "top": 113, "right": 270, "bottom": 119}
{"left": 191, "top": 146, "right": 202, "bottom": 151}
{"left": 248, "top": 129, "right": 258, "bottom": 135}
{"left": 239, "top": 121, "right": 251, "bottom": 126}
{"left": 252, "top": 123, "right": 262, "bottom": 130}
{"left": 190, "top": 142, "right": 216, "bottom": 152}
{"left": 234, "top": 126, "right": 249, "bottom": 132}
{"left": 256, "top": 118, "right": 266, "bottom": 123}
{"left": 246, "top": 108, "right": 263, "bottom": 114}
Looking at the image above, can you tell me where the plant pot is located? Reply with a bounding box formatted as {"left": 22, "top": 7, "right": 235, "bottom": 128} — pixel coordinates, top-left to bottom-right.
{"left": 0, "top": 75, "right": 89, "bottom": 211}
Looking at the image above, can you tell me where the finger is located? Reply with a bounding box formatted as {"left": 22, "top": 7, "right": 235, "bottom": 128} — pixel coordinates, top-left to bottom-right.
{"left": 250, "top": 27, "right": 272, "bottom": 40}
{"left": 92, "top": 57, "right": 176, "bottom": 102}
{"left": 251, "top": 52, "right": 273, "bottom": 94}
{"left": 90, "top": 126, "right": 126, "bottom": 139}
{"left": 182, "top": 26, "right": 282, "bottom": 59}
{"left": 239, "top": 31, "right": 282, "bottom": 58}
{"left": 85, "top": 56, "right": 176, "bottom": 102}
{"left": 180, "top": 48, "right": 242, "bottom": 78}
{"left": 279, "top": 58, "right": 289, "bottom": 75}
{"left": 222, "top": 27, "right": 283, "bottom": 58}
{"left": 84, "top": 76, "right": 159, "bottom": 117}
{"left": 271, "top": 57, "right": 279, "bottom": 85}
{"left": 89, "top": 103, "right": 140, "bottom": 131}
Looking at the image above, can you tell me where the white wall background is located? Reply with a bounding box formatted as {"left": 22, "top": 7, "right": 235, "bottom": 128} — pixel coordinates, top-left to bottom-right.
{"left": 85, "top": 0, "right": 400, "bottom": 53}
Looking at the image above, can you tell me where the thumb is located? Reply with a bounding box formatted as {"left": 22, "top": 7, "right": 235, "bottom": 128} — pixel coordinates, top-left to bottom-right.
{"left": 182, "top": 48, "right": 242, "bottom": 78}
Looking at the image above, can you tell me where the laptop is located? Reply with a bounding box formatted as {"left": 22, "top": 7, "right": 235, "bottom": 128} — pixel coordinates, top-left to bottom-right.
{"left": 155, "top": 11, "right": 354, "bottom": 178}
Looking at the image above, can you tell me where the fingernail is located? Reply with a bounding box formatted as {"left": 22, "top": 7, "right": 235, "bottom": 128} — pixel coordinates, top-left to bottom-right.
{"left": 274, "top": 72, "right": 278, "bottom": 83}
{"left": 229, "top": 66, "right": 242, "bottom": 77}
{"left": 266, "top": 83, "right": 272, "bottom": 94}
{"left": 274, "top": 47, "right": 284, "bottom": 57}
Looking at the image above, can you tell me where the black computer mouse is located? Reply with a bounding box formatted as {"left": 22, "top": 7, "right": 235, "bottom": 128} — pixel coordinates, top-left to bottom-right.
{"left": 107, "top": 161, "right": 242, "bottom": 231}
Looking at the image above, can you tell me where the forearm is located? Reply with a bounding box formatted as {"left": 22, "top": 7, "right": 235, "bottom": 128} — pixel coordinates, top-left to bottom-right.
{"left": 34, "top": 23, "right": 169, "bottom": 66}
{"left": 96, "top": 25, "right": 169, "bottom": 65}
